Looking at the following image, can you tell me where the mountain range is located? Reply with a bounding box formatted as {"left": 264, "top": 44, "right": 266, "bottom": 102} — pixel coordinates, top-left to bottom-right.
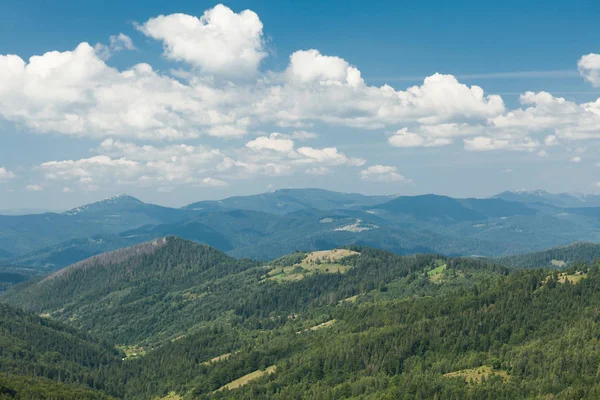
{"left": 3, "top": 236, "right": 600, "bottom": 398}
{"left": 4, "top": 188, "right": 600, "bottom": 271}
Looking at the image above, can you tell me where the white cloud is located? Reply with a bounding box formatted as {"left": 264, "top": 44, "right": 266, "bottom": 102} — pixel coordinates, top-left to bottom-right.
{"left": 359, "top": 165, "right": 411, "bottom": 182}
{"left": 138, "top": 4, "right": 266, "bottom": 78}
{"left": 388, "top": 128, "right": 453, "bottom": 148}
{"left": 489, "top": 92, "right": 600, "bottom": 141}
{"left": 94, "top": 33, "right": 135, "bottom": 60}
{"left": 286, "top": 49, "right": 364, "bottom": 87}
{"left": 26, "top": 184, "right": 43, "bottom": 192}
{"left": 201, "top": 177, "right": 228, "bottom": 187}
{"left": 0, "top": 167, "right": 16, "bottom": 182}
{"left": 296, "top": 147, "right": 365, "bottom": 166}
{"left": 571, "top": 156, "right": 582, "bottom": 163}
{"left": 36, "top": 138, "right": 366, "bottom": 190}
{"left": 246, "top": 133, "right": 295, "bottom": 153}
{"left": 62, "top": 186, "right": 72, "bottom": 193}
{"left": 578, "top": 53, "right": 600, "bottom": 87}
{"left": 544, "top": 135, "right": 559, "bottom": 146}
{"left": 463, "top": 136, "right": 540, "bottom": 152}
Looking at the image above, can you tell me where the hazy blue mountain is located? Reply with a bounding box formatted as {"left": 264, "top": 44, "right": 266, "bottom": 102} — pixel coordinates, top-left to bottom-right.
{"left": 493, "top": 189, "right": 600, "bottom": 208}
{"left": 370, "top": 194, "right": 536, "bottom": 222}
{"left": 494, "top": 242, "right": 600, "bottom": 269}
{"left": 6, "top": 190, "right": 600, "bottom": 270}
{"left": 182, "top": 188, "right": 394, "bottom": 214}
{"left": 0, "top": 195, "right": 193, "bottom": 256}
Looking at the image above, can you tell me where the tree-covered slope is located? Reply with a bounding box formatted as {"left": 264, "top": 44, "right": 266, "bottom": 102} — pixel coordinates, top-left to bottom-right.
{"left": 6, "top": 239, "right": 600, "bottom": 398}
{"left": 0, "top": 303, "right": 119, "bottom": 399}
{"left": 183, "top": 188, "right": 394, "bottom": 214}
{"left": 495, "top": 241, "right": 600, "bottom": 268}
{"left": 0, "top": 195, "right": 193, "bottom": 257}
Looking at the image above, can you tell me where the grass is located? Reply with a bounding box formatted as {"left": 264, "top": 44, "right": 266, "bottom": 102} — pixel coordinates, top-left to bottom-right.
{"left": 443, "top": 366, "right": 509, "bottom": 385}
{"left": 557, "top": 272, "right": 587, "bottom": 284}
{"left": 428, "top": 262, "right": 447, "bottom": 283}
{"left": 427, "top": 263, "right": 447, "bottom": 277}
{"left": 118, "top": 345, "right": 146, "bottom": 360}
{"left": 297, "top": 319, "right": 336, "bottom": 334}
{"left": 217, "top": 365, "right": 277, "bottom": 391}
{"left": 201, "top": 352, "right": 234, "bottom": 366}
{"left": 339, "top": 294, "right": 360, "bottom": 304}
{"left": 265, "top": 249, "right": 358, "bottom": 283}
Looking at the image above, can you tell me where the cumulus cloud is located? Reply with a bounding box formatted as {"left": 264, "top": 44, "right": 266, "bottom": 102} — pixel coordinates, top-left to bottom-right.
{"left": 0, "top": 167, "right": 16, "bottom": 182}
{"left": 296, "top": 147, "right": 365, "bottom": 166}
{"left": 26, "top": 184, "right": 43, "bottom": 192}
{"left": 489, "top": 92, "right": 600, "bottom": 141}
{"left": 201, "top": 177, "right": 228, "bottom": 187}
{"left": 578, "top": 53, "right": 600, "bottom": 87}
{"left": 36, "top": 138, "right": 365, "bottom": 191}
{"left": 246, "top": 133, "right": 295, "bottom": 153}
{"left": 464, "top": 136, "right": 540, "bottom": 152}
{"left": 286, "top": 49, "right": 364, "bottom": 87}
{"left": 138, "top": 4, "right": 267, "bottom": 77}
{"left": 388, "top": 128, "right": 453, "bottom": 148}
{"left": 359, "top": 165, "right": 411, "bottom": 182}
{"left": 94, "top": 33, "right": 135, "bottom": 60}
{"left": 571, "top": 156, "right": 582, "bottom": 163}
{"left": 0, "top": 43, "right": 252, "bottom": 139}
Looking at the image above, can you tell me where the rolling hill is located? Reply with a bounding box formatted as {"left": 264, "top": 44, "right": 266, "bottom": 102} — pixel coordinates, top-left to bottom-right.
{"left": 182, "top": 188, "right": 394, "bottom": 214}
{"left": 5, "top": 238, "right": 600, "bottom": 398}
{"left": 0, "top": 195, "right": 193, "bottom": 257}
{"left": 495, "top": 242, "right": 600, "bottom": 268}
{"left": 0, "top": 303, "right": 120, "bottom": 399}
{"left": 5, "top": 189, "right": 600, "bottom": 272}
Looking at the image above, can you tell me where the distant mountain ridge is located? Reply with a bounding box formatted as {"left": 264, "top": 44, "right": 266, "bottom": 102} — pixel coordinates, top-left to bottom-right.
{"left": 3, "top": 189, "right": 600, "bottom": 270}
{"left": 493, "top": 189, "right": 600, "bottom": 208}
{"left": 183, "top": 188, "right": 395, "bottom": 214}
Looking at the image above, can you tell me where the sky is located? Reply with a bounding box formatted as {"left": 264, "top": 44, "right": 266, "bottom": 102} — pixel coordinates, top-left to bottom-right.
{"left": 1, "top": 0, "right": 600, "bottom": 211}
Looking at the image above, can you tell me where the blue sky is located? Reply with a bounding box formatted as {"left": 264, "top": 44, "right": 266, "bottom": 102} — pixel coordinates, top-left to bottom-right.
{"left": 1, "top": 0, "right": 600, "bottom": 210}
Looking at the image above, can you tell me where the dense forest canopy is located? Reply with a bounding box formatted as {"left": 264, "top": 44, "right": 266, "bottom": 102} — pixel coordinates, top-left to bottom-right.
{"left": 3, "top": 237, "right": 600, "bottom": 398}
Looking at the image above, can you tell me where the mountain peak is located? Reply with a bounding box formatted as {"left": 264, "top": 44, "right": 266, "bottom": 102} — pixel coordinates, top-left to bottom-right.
{"left": 63, "top": 194, "right": 143, "bottom": 215}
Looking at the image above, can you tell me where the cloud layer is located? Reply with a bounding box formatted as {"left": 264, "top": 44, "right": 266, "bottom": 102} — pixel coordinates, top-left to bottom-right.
{"left": 0, "top": 4, "right": 598, "bottom": 193}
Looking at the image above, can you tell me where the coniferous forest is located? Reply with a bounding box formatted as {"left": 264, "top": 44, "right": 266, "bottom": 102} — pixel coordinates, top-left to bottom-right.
{"left": 2, "top": 237, "right": 600, "bottom": 399}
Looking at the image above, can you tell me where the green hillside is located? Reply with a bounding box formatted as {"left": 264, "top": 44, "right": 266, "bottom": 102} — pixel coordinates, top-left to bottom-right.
{"left": 5, "top": 239, "right": 600, "bottom": 398}
{"left": 495, "top": 242, "right": 600, "bottom": 268}
{"left": 0, "top": 303, "right": 119, "bottom": 399}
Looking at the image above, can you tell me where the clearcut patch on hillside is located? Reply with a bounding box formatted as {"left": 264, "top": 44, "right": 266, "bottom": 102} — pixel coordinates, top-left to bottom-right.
{"left": 217, "top": 366, "right": 277, "bottom": 392}
{"left": 444, "top": 366, "right": 509, "bottom": 385}
{"left": 265, "top": 249, "right": 358, "bottom": 282}
{"left": 297, "top": 319, "right": 336, "bottom": 334}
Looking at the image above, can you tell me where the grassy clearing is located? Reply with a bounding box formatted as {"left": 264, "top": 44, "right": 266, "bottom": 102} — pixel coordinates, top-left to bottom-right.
{"left": 558, "top": 272, "right": 587, "bottom": 284}
{"left": 427, "top": 262, "right": 447, "bottom": 284}
{"left": 303, "top": 249, "right": 358, "bottom": 264}
{"left": 444, "top": 366, "right": 509, "bottom": 385}
{"left": 297, "top": 319, "right": 336, "bottom": 334}
{"left": 119, "top": 345, "right": 146, "bottom": 360}
{"left": 551, "top": 259, "right": 567, "bottom": 268}
{"left": 201, "top": 352, "right": 233, "bottom": 366}
{"left": 265, "top": 249, "right": 358, "bottom": 282}
{"left": 339, "top": 294, "right": 360, "bottom": 304}
{"left": 217, "top": 365, "right": 277, "bottom": 391}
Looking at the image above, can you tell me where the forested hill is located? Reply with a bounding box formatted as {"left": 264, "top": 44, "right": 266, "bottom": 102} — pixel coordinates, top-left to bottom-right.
{"left": 0, "top": 303, "right": 119, "bottom": 399}
{"left": 5, "top": 239, "right": 600, "bottom": 398}
{"left": 495, "top": 242, "right": 600, "bottom": 268}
